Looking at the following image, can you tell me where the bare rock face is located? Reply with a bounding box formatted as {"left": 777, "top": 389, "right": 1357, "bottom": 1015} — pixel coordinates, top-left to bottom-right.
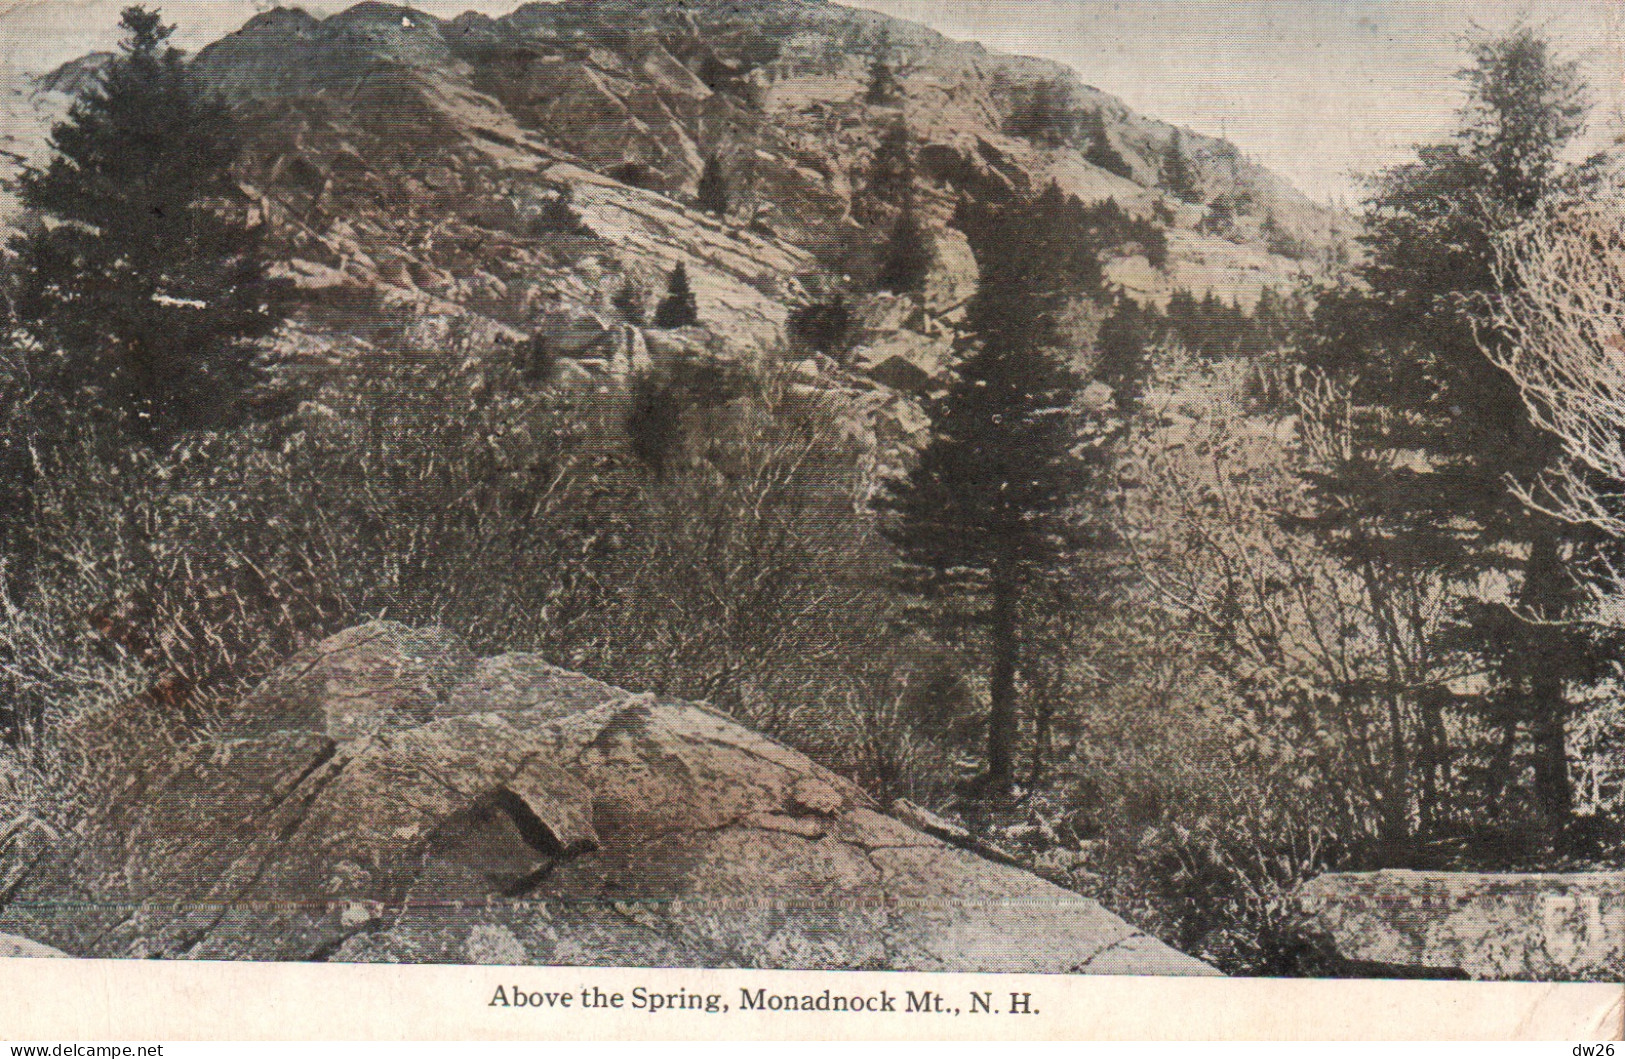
{"left": 1293, "top": 870, "right": 1625, "bottom": 981}
{"left": 1, "top": 622, "right": 1213, "bottom": 974}
{"left": 851, "top": 332, "right": 956, "bottom": 396}
{"left": 920, "top": 227, "right": 979, "bottom": 317}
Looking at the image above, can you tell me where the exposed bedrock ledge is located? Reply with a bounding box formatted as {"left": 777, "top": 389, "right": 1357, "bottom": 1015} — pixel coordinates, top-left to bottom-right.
{"left": 1293, "top": 870, "right": 1625, "bottom": 981}
{"left": 2, "top": 621, "right": 1214, "bottom": 975}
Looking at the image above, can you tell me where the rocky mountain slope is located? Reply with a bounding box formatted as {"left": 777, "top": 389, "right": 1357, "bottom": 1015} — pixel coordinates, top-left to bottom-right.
{"left": 4, "top": 0, "right": 1351, "bottom": 411}
{"left": 0, "top": 622, "right": 1214, "bottom": 972}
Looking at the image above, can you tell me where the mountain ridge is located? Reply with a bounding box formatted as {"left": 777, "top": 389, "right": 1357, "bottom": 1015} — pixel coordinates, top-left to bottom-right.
{"left": 7, "top": 0, "right": 1355, "bottom": 433}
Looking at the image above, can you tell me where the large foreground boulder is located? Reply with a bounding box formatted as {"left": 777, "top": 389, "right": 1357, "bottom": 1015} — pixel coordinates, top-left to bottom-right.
{"left": 1, "top": 623, "right": 1212, "bottom": 974}
{"left": 1293, "top": 870, "right": 1625, "bottom": 981}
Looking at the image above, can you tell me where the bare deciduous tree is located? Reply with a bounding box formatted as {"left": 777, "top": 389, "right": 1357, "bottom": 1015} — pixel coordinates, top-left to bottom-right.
{"left": 1488, "top": 176, "right": 1625, "bottom": 545}
{"left": 1118, "top": 367, "right": 1471, "bottom": 841}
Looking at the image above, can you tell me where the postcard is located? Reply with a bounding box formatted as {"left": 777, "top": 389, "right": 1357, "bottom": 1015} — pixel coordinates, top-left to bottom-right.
{"left": 0, "top": 0, "right": 1622, "bottom": 1041}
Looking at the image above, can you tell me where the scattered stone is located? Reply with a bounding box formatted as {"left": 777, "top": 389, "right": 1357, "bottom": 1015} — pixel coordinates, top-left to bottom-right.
{"left": 1293, "top": 870, "right": 1625, "bottom": 981}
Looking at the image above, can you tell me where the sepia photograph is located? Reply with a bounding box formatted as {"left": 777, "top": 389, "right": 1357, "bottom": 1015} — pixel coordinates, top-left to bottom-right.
{"left": 0, "top": 0, "right": 1623, "bottom": 1031}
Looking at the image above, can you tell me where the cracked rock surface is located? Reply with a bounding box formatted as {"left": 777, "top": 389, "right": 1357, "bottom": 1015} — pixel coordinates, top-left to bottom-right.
{"left": 2, "top": 622, "right": 1214, "bottom": 974}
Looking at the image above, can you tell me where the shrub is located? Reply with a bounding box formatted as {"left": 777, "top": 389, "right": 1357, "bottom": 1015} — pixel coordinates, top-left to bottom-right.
{"left": 530, "top": 186, "right": 593, "bottom": 237}
{"left": 1, "top": 326, "right": 958, "bottom": 833}
{"left": 607, "top": 162, "right": 659, "bottom": 190}
{"left": 876, "top": 208, "right": 933, "bottom": 294}
{"left": 653, "top": 263, "right": 700, "bottom": 328}
{"left": 612, "top": 281, "right": 647, "bottom": 326}
{"left": 788, "top": 295, "right": 854, "bottom": 357}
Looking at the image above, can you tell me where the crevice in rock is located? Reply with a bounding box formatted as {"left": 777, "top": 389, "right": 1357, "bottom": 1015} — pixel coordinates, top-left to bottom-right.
{"left": 502, "top": 859, "right": 558, "bottom": 898}
{"left": 577, "top": 697, "right": 657, "bottom": 755}
{"left": 1073, "top": 931, "right": 1136, "bottom": 971}
{"left": 261, "top": 625, "right": 393, "bottom": 694}
{"left": 489, "top": 786, "right": 593, "bottom": 859}
{"left": 609, "top": 816, "right": 750, "bottom": 854}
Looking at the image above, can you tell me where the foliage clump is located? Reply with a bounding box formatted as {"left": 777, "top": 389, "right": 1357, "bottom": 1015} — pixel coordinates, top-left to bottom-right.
{"left": 653, "top": 263, "right": 700, "bottom": 329}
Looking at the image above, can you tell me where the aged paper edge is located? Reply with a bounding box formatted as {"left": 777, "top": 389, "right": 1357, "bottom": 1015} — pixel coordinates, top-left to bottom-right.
{"left": 0, "top": 959, "right": 1619, "bottom": 1041}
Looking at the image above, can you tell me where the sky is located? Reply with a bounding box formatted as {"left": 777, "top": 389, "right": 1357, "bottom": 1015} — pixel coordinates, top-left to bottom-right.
{"left": 0, "top": 0, "right": 1619, "bottom": 201}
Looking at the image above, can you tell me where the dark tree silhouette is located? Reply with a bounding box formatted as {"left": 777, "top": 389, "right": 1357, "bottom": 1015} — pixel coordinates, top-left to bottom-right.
{"left": 534, "top": 184, "right": 591, "bottom": 235}
{"left": 612, "top": 280, "right": 647, "bottom": 326}
{"left": 877, "top": 206, "right": 934, "bottom": 294}
{"left": 1080, "top": 110, "right": 1133, "bottom": 180}
{"left": 1095, "top": 298, "right": 1151, "bottom": 419}
{"left": 865, "top": 53, "right": 901, "bottom": 104}
{"left": 696, "top": 155, "right": 730, "bottom": 218}
{"left": 789, "top": 295, "right": 853, "bottom": 357}
{"left": 1300, "top": 26, "right": 1608, "bottom": 839}
{"left": 653, "top": 262, "right": 700, "bottom": 329}
{"left": 1007, "top": 79, "right": 1076, "bottom": 147}
{"left": 867, "top": 120, "right": 916, "bottom": 207}
{"left": 1159, "top": 128, "right": 1197, "bottom": 202}
{"left": 626, "top": 373, "right": 685, "bottom": 477}
{"left": 625, "top": 357, "right": 747, "bottom": 476}
{"left": 11, "top": 5, "right": 288, "bottom": 443}
{"left": 882, "top": 183, "right": 1108, "bottom": 793}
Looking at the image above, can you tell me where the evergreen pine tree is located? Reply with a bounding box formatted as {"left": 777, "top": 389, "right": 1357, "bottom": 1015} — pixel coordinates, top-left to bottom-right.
{"left": 1200, "top": 193, "right": 1238, "bottom": 236}
{"left": 1085, "top": 132, "right": 1133, "bottom": 181}
{"left": 876, "top": 205, "right": 934, "bottom": 294}
{"left": 865, "top": 53, "right": 900, "bottom": 104}
{"left": 1300, "top": 26, "right": 1609, "bottom": 838}
{"left": 1080, "top": 109, "right": 1133, "bottom": 180}
{"left": 653, "top": 262, "right": 700, "bottom": 329}
{"left": 1162, "top": 288, "right": 1198, "bottom": 347}
{"left": 1008, "top": 79, "right": 1075, "bottom": 147}
{"left": 11, "top": 6, "right": 286, "bottom": 443}
{"left": 789, "top": 294, "right": 853, "bottom": 357}
{"left": 1159, "top": 129, "right": 1197, "bottom": 202}
{"left": 882, "top": 183, "right": 1106, "bottom": 793}
{"left": 612, "top": 279, "right": 647, "bottom": 326}
{"left": 1095, "top": 298, "right": 1151, "bottom": 419}
{"left": 867, "top": 120, "right": 916, "bottom": 207}
{"left": 625, "top": 373, "right": 685, "bottom": 477}
{"left": 696, "top": 155, "right": 730, "bottom": 218}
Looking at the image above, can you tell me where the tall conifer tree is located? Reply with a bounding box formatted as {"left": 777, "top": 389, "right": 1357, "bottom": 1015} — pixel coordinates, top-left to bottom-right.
{"left": 1159, "top": 129, "right": 1197, "bottom": 202}
{"left": 11, "top": 6, "right": 285, "bottom": 442}
{"left": 654, "top": 262, "right": 700, "bottom": 328}
{"left": 881, "top": 183, "right": 1106, "bottom": 792}
{"left": 876, "top": 205, "right": 933, "bottom": 294}
{"left": 1301, "top": 27, "right": 1610, "bottom": 838}
{"left": 696, "top": 154, "right": 730, "bottom": 218}
{"left": 865, "top": 53, "right": 900, "bottom": 105}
